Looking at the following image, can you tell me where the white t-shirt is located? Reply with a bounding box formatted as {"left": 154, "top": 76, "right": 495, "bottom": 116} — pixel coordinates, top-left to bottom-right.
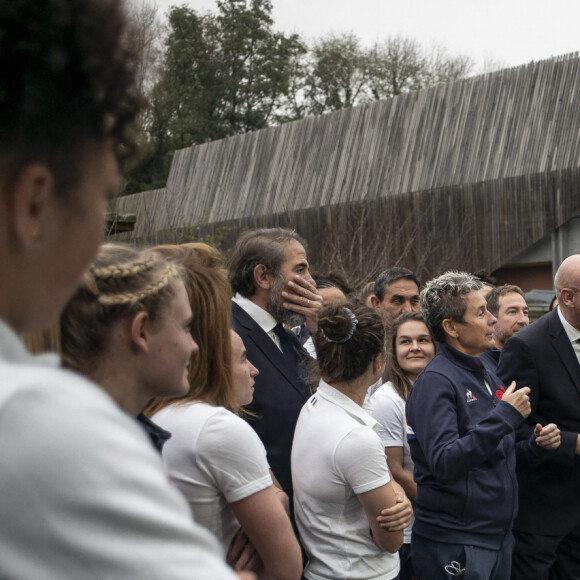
{"left": 365, "top": 377, "right": 384, "bottom": 404}
{"left": 0, "top": 320, "right": 237, "bottom": 580}
{"left": 153, "top": 402, "right": 273, "bottom": 554}
{"left": 369, "top": 381, "right": 415, "bottom": 544}
{"left": 291, "top": 380, "right": 400, "bottom": 580}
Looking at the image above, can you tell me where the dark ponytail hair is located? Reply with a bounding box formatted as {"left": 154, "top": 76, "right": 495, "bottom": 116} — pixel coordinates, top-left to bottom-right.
{"left": 313, "top": 303, "right": 386, "bottom": 383}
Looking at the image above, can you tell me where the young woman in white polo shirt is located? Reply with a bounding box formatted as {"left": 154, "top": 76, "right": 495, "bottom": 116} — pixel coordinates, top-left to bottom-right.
{"left": 292, "top": 303, "right": 404, "bottom": 580}
{"left": 370, "top": 312, "right": 436, "bottom": 580}
{"left": 147, "top": 243, "right": 302, "bottom": 580}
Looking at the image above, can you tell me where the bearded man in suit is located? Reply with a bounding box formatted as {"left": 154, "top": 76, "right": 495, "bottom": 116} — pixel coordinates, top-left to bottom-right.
{"left": 229, "top": 228, "right": 412, "bottom": 538}
{"left": 229, "top": 228, "right": 322, "bottom": 501}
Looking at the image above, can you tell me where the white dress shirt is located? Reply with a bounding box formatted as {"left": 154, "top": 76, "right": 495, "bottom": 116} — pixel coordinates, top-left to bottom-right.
{"left": 233, "top": 292, "right": 283, "bottom": 351}
{"left": 557, "top": 305, "right": 580, "bottom": 365}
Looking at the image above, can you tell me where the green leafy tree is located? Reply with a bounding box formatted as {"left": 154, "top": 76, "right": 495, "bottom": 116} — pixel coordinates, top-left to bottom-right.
{"left": 123, "top": 10, "right": 475, "bottom": 193}
{"left": 304, "top": 33, "right": 372, "bottom": 115}
{"left": 124, "top": 0, "right": 305, "bottom": 192}
{"left": 153, "top": 6, "right": 221, "bottom": 150}
{"left": 214, "top": 0, "right": 306, "bottom": 133}
{"left": 158, "top": 0, "right": 305, "bottom": 144}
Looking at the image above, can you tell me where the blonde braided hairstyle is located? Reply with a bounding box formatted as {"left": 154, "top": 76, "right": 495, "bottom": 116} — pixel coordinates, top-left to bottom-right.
{"left": 60, "top": 243, "right": 184, "bottom": 374}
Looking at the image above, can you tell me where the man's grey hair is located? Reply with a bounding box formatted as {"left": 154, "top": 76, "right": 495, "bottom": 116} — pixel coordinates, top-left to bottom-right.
{"left": 421, "top": 271, "right": 483, "bottom": 343}
{"left": 228, "top": 228, "right": 306, "bottom": 298}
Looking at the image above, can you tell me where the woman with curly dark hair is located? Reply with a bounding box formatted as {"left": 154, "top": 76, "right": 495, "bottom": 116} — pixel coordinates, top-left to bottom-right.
{"left": 406, "top": 272, "right": 559, "bottom": 580}
{"left": 0, "top": 2, "right": 238, "bottom": 578}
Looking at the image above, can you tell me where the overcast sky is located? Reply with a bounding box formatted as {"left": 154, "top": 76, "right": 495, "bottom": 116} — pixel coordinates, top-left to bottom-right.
{"left": 150, "top": 0, "right": 580, "bottom": 72}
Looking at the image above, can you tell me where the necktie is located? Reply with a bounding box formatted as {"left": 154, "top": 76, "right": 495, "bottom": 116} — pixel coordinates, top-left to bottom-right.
{"left": 573, "top": 337, "right": 580, "bottom": 365}
{"left": 272, "top": 324, "right": 299, "bottom": 366}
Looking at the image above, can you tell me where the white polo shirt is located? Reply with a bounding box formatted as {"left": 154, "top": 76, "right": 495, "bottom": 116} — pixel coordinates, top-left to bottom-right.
{"left": 153, "top": 402, "right": 272, "bottom": 554}
{"left": 369, "top": 381, "right": 415, "bottom": 544}
{"left": 0, "top": 320, "right": 237, "bottom": 579}
{"left": 291, "top": 380, "right": 400, "bottom": 580}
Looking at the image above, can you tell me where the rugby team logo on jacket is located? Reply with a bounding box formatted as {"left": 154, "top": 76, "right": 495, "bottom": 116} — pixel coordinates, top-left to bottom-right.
{"left": 495, "top": 384, "right": 506, "bottom": 400}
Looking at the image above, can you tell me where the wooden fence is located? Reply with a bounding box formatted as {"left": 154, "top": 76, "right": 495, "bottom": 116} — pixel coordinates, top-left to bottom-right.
{"left": 111, "top": 53, "right": 580, "bottom": 284}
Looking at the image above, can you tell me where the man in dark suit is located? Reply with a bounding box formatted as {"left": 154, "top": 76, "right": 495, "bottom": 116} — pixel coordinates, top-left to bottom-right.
{"left": 497, "top": 254, "right": 580, "bottom": 580}
{"left": 229, "top": 228, "right": 323, "bottom": 501}
{"left": 229, "top": 228, "right": 414, "bottom": 545}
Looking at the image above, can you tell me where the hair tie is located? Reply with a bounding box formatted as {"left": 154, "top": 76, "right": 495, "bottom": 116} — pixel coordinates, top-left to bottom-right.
{"left": 320, "top": 307, "right": 358, "bottom": 344}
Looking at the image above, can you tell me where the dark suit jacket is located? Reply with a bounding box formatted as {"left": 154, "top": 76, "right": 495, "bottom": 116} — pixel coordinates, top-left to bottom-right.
{"left": 231, "top": 301, "right": 311, "bottom": 496}
{"left": 497, "top": 308, "right": 580, "bottom": 534}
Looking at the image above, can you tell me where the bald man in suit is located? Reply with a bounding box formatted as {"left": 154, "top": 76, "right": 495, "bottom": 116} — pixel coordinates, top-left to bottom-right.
{"left": 497, "top": 255, "right": 580, "bottom": 580}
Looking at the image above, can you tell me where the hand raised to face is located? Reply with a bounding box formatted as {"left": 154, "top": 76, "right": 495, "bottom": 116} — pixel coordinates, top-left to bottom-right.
{"left": 281, "top": 275, "right": 323, "bottom": 333}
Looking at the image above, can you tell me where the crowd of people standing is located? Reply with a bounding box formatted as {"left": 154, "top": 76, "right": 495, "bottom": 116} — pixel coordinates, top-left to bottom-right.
{"left": 1, "top": 1, "right": 579, "bottom": 579}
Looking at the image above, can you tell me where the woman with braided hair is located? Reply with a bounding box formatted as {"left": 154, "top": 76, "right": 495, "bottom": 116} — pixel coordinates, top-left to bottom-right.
{"left": 59, "top": 243, "right": 197, "bottom": 450}
{"left": 291, "top": 303, "right": 406, "bottom": 580}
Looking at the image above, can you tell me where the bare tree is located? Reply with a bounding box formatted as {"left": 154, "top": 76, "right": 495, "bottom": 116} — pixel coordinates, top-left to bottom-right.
{"left": 480, "top": 55, "right": 509, "bottom": 75}
{"left": 310, "top": 192, "right": 477, "bottom": 289}
{"left": 422, "top": 44, "right": 474, "bottom": 86}
{"left": 367, "top": 35, "right": 426, "bottom": 99}
{"left": 302, "top": 33, "right": 474, "bottom": 116}
{"left": 125, "top": 0, "right": 166, "bottom": 99}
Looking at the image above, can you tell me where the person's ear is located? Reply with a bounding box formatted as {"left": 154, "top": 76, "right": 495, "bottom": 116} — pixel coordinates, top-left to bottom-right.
{"left": 372, "top": 351, "right": 386, "bottom": 374}
{"left": 560, "top": 288, "right": 575, "bottom": 308}
{"left": 129, "top": 311, "right": 150, "bottom": 353}
{"left": 442, "top": 318, "right": 458, "bottom": 339}
{"left": 253, "top": 264, "right": 273, "bottom": 291}
{"left": 370, "top": 294, "right": 381, "bottom": 308}
{"left": 7, "top": 164, "right": 55, "bottom": 248}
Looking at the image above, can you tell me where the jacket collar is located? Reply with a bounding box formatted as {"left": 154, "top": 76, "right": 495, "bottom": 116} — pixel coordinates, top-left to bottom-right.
{"left": 557, "top": 305, "right": 580, "bottom": 344}
{"left": 136, "top": 413, "right": 172, "bottom": 453}
{"left": 233, "top": 293, "right": 277, "bottom": 335}
{"left": 438, "top": 343, "right": 486, "bottom": 374}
